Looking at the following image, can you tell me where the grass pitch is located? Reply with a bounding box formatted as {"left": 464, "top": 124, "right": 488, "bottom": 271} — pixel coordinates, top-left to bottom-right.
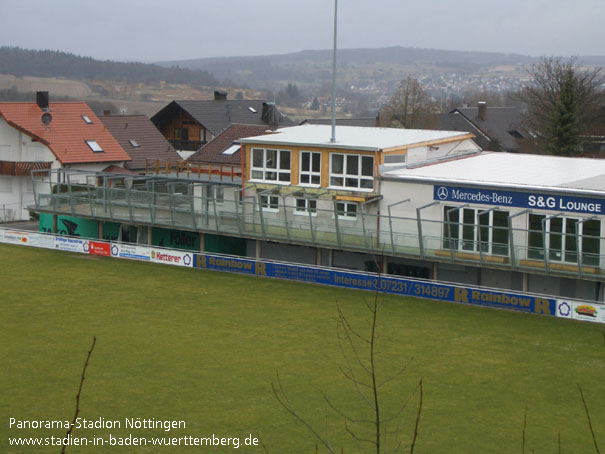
{"left": 1, "top": 243, "right": 604, "bottom": 453}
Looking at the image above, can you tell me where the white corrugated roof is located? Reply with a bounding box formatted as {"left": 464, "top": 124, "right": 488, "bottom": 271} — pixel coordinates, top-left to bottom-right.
{"left": 240, "top": 125, "right": 472, "bottom": 151}
{"left": 382, "top": 152, "right": 605, "bottom": 194}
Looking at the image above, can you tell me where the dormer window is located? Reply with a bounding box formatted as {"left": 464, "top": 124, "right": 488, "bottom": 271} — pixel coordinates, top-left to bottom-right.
{"left": 85, "top": 140, "right": 103, "bottom": 153}
{"left": 82, "top": 115, "right": 93, "bottom": 124}
{"left": 128, "top": 139, "right": 140, "bottom": 148}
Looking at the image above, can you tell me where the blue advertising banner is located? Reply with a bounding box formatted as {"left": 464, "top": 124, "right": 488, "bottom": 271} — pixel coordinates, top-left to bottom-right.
{"left": 193, "top": 254, "right": 556, "bottom": 316}
{"left": 433, "top": 185, "right": 605, "bottom": 215}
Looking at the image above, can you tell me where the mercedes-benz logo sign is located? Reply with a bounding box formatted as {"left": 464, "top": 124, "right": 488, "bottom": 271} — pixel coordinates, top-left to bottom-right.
{"left": 437, "top": 186, "right": 449, "bottom": 200}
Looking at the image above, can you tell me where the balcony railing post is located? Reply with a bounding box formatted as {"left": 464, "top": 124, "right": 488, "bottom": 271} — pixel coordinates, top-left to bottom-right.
{"left": 416, "top": 202, "right": 443, "bottom": 260}
{"left": 508, "top": 209, "right": 530, "bottom": 271}
{"left": 388, "top": 198, "right": 411, "bottom": 254}
{"left": 308, "top": 203, "right": 316, "bottom": 246}
{"left": 66, "top": 173, "right": 75, "bottom": 216}
{"left": 333, "top": 200, "right": 342, "bottom": 249}
{"left": 282, "top": 195, "right": 291, "bottom": 243}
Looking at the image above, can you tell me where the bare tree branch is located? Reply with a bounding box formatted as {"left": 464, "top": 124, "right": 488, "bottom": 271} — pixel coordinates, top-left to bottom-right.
{"left": 271, "top": 371, "right": 335, "bottom": 454}
{"left": 321, "top": 390, "right": 375, "bottom": 425}
{"left": 345, "top": 421, "right": 377, "bottom": 446}
{"left": 578, "top": 384, "right": 601, "bottom": 454}
{"left": 522, "top": 405, "right": 527, "bottom": 454}
{"left": 336, "top": 301, "right": 370, "bottom": 344}
{"left": 62, "top": 336, "right": 96, "bottom": 454}
{"left": 379, "top": 358, "right": 414, "bottom": 389}
{"left": 409, "top": 379, "right": 423, "bottom": 454}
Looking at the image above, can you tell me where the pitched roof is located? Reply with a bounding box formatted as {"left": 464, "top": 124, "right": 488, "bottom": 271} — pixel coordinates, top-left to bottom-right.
{"left": 99, "top": 115, "right": 180, "bottom": 170}
{"left": 0, "top": 102, "right": 130, "bottom": 164}
{"left": 151, "top": 99, "right": 293, "bottom": 137}
{"left": 187, "top": 124, "right": 273, "bottom": 165}
{"left": 438, "top": 112, "right": 491, "bottom": 150}
{"left": 446, "top": 106, "right": 528, "bottom": 152}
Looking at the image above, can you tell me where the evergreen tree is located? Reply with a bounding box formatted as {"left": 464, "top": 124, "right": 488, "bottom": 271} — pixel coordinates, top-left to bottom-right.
{"left": 523, "top": 57, "right": 604, "bottom": 155}
{"left": 545, "top": 69, "right": 581, "bottom": 155}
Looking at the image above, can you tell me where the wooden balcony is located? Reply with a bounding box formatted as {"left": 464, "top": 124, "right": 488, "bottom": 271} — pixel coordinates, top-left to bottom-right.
{"left": 0, "top": 160, "right": 52, "bottom": 176}
{"left": 169, "top": 140, "right": 207, "bottom": 152}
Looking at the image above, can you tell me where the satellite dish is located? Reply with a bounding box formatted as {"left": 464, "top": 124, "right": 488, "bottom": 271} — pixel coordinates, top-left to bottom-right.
{"left": 41, "top": 112, "right": 53, "bottom": 125}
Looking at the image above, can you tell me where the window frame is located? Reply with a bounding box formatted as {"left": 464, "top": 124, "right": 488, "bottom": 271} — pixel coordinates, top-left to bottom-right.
{"left": 329, "top": 153, "right": 374, "bottom": 191}
{"left": 334, "top": 201, "right": 358, "bottom": 220}
{"left": 443, "top": 205, "right": 510, "bottom": 256}
{"left": 259, "top": 194, "right": 280, "bottom": 213}
{"left": 299, "top": 151, "right": 322, "bottom": 187}
{"left": 294, "top": 197, "right": 317, "bottom": 216}
{"left": 528, "top": 214, "right": 601, "bottom": 265}
{"left": 85, "top": 140, "right": 104, "bottom": 153}
{"left": 250, "top": 147, "right": 291, "bottom": 184}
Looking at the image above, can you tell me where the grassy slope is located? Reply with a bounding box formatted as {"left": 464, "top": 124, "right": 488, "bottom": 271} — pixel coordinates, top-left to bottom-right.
{"left": 1, "top": 244, "right": 603, "bottom": 453}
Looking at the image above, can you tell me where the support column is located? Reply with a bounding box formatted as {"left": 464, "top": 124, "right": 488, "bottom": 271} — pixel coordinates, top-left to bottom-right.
{"left": 52, "top": 214, "right": 58, "bottom": 234}
{"left": 199, "top": 232, "right": 205, "bottom": 252}
{"left": 255, "top": 240, "right": 262, "bottom": 259}
{"left": 147, "top": 226, "right": 153, "bottom": 246}
{"left": 328, "top": 249, "right": 334, "bottom": 268}
{"left": 432, "top": 262, "right": 438, "bottom": 281}
{"left": 97, "top": 221, "right": 103, "bottom": 240}
{"left": 315, "top": 248, "right": 322, "bottom": 266}
{"left": 381, "top": 256, "right": 388, "bottom": 274}
{"left": 522, "top": 273, "right": 529, "bottom": 292}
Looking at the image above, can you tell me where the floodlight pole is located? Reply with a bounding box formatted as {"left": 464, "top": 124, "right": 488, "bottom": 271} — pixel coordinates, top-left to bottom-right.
{"left": 330, "top": 0, "right": 338, "bottom": 143}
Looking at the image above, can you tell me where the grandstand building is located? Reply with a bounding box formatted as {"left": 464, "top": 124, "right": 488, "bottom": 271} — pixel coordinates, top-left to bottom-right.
{"left": 30, "top": 125, "right": 605, "bottom": 302}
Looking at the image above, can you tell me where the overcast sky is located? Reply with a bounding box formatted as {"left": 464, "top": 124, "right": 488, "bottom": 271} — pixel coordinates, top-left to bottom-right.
{"left": 0, "top": 0, "right": 603, "bottom": 62}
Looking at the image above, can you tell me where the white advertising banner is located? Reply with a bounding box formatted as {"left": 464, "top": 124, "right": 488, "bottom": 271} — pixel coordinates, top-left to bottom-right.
{"left": 1, "top": 230, "right": 30, "bottom": 246}
{"left": 556, "top": 299, "right": 605, "bottom": 324}
{"left": 54, "top": 236, "right": 89, "bottom": 254}
{"left": 26, "top": 232, "right": 56, "bottom": 249}
{"left": 150, "top": 248, "right": 193, "bottom": 267}
{"left": 110, "top": 243, "right": 152, "bottom": 261}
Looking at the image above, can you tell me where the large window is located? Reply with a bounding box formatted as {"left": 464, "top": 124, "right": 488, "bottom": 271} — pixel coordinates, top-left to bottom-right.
{"left": 330, "top": 153, "right": 374, "bottom": 190}
{"left": 443, "top": 206, "right": 509, "bottom": 256}
{"left": 299, "top": 151, "right": 321, "bottom": 186}
{"left": 528, "top": 214, "right": 601, "bottom": 265}
{"left": 251, "top": 148, "right": 291, "bottom": 183}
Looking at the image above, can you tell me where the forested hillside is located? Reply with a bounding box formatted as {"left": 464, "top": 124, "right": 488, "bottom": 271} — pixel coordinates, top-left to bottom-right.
{"left": 0, "top": 47, "right": 219, "bottom": 86}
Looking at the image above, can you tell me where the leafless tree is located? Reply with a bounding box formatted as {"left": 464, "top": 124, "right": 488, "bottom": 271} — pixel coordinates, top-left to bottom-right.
{"left": 272, "top": 287, "right": 423, "bottom": 454}
{"left": 380, "top": 76, "right": 437, "bottom": 129}
{"left": 62, "top": 337, "right": 96, "bottom": 454}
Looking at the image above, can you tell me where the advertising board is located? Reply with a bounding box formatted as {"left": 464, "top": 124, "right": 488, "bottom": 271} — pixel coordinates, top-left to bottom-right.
{"left": 434, "top": 185, "right": 605, "bottom": 215}
{"left": 89, "top": 241, "right": 111, "bottom": 257}
{"left": 54, "top": 236, "right": 89, "bottom": 254}
{"left": 1, "top": 230, "right": 30, "bottom": 246}
{"left": 150, "top": 249, "right": 193, "bottom": 267}
{"left": 556, "top": 299, "right": 605, "bottom": 323}
{"left": 193, "top": 254, "right": 558, "bottom": 316}
{"left": 110, "top": 243, "right": 152, "bottom": 261}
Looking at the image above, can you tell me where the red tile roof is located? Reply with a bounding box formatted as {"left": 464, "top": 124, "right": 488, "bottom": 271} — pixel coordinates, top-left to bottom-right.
{"left": 0, "top": 102, "right": 130, "bottom": 164}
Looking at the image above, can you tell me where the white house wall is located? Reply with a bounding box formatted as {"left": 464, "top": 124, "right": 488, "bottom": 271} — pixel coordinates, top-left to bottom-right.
{"left": 0, "top": 117, "right": 58, "bottom": 220}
